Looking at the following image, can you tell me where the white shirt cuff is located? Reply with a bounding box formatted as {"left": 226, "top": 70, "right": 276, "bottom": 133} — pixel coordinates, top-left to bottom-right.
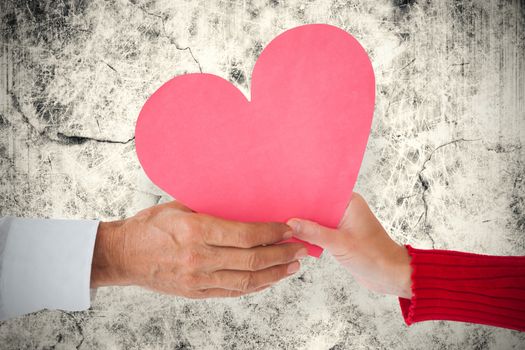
{"left": 0, "top": 217, "right": 99, "bottom": 320}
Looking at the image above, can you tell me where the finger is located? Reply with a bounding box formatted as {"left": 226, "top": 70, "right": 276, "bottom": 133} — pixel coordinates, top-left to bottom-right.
{"left": 211, "top": 243, "right": 307, "bottom": 271}
{"left": 204, "top": 219, "right": 293, "bottom": 248}
{"left": 204, "top": 261, "right": 300, "bottom": 292}
{"left": 287, "top": 218, "right": 341, "bottom": 252}
{"left": 190, "top": 285, "right": 271, "bottom": 299}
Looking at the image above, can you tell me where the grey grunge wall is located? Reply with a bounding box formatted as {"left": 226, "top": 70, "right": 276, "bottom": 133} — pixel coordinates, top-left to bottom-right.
{"left": 1, "top": 0, "right": 524, "bottom": 349}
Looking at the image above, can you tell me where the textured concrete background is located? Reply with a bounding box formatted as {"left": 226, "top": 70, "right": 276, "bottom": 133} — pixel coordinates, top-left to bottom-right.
{"left": 0, "top": 0, "right": 524, "bottom": 349}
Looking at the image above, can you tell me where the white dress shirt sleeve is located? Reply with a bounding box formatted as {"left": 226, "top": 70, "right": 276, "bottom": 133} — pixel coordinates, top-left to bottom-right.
{"left": 0, "top": 217, "right": 99, "bottom": 321}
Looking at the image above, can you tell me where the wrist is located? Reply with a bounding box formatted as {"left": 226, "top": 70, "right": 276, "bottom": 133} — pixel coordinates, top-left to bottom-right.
{"left": 378, "top": 243, "right": 412, "bottom": 298}
{"left": 393, "top": 244, "right": 412, "bottom": 299}
{"left": 91, "top": 220, "right": 127, "bottom": 288}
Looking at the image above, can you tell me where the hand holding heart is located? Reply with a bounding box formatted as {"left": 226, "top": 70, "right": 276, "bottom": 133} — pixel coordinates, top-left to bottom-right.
{"left": 288, "top": 193, "right": 413, "bottom": 299}
{"left": 91, "top": 201, "right": 307, "bottom": 298}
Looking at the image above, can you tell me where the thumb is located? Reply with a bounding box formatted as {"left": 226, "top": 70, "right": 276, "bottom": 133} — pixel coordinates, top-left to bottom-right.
{"left": 287, "top": 218, "right": 340, "bottom": 252}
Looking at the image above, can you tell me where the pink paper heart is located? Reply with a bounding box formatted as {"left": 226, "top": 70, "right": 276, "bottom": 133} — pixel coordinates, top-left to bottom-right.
{"left": 135, "top": 24, "right": 375, "bottom": 257}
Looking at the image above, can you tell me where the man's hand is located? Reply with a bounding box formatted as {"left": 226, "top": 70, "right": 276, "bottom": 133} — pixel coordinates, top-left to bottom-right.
{"left": 287, "top": 193, "right": 412, "bottom": 299}
{"left": 91, "top": 201, "right": 307, "bottom": 298}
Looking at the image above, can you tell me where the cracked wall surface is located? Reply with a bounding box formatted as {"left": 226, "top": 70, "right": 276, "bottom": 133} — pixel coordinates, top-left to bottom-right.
{"left": 1, "top": 0, "right": 524, "bottom": 349}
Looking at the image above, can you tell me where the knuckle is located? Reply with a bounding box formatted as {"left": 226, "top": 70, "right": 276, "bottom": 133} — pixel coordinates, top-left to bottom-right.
{"left": 278, "top": 248, "right": 295, "bottom": 263}
{"left": 272, "top": 266, "right": 286, "bottom": 281}
{"left": 236, "top": 231, "right": 253, "bottom": 248}
{"left": 201, "top": 225, "right": 217, "bottom": 244}
{"left": 178, "top": 215, "right": 201, "bottom": 238}
{"left": 246, "top": 252, "right": 263, "bottom": 271}
{"left": 238, "top": 273, "right": 256, "bottom": 291}
{"left": 269, "top": 222, "right": 287, "bottom": 235}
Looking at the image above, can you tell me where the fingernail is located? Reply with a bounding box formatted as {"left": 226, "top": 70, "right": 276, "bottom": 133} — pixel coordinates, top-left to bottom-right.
{"left": 283, "top": 230, "right": 293, "bottom": 240}
{"left": 287, "top": 261, "right": 300, "bottom": 274}
{"left": 288, "top": 219, "right": 301, "bottom": 233}
{"left": 294, "top": 248, "right": 308, "bottom": 260}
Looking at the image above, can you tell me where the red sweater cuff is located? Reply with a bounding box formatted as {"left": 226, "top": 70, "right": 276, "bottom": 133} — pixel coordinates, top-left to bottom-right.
{"left": 399, "top": 245, "right": 525, "bottom": 332}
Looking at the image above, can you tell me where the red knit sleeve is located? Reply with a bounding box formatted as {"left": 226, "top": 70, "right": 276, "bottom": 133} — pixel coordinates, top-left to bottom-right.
{"left": 398, "top": 245, "right": 525, "bottom": 332}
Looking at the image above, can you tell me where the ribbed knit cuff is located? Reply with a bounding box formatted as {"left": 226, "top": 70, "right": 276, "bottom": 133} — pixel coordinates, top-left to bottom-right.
{"left": 399, "top": 245, "right": 525, "bottom": 332}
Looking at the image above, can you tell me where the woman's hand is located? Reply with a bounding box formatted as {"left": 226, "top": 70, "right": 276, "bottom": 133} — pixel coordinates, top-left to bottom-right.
{"left": 287, "top": 193, "right": 412, "bottom": 298}
{"left": 91, "top": 201, "right": 307, "bottom": 298}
